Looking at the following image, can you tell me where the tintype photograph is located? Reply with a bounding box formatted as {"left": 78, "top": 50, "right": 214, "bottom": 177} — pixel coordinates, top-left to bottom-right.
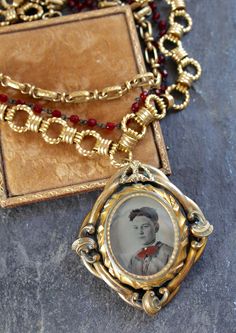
{"left": 109, "top": 194, "right": 175, "bottom": 276}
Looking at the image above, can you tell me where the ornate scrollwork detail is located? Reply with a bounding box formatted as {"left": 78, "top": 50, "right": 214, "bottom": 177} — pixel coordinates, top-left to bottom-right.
{"left": 189, "top": 212, "right": 213, "bottom": 238}
{"left": 120, "top": 160, "right": 155, "bottom": 184}
{"left": 80, "top": 223, "right": 96, "bottom": 236}
{"left": 142, "top": 288, "right": 170, "bottom": 315}
{"left": 72, "top": 236, "right": 100, "bottom": 264}
{"left": 73, "top": 162, "right": 213, "bottom": 315}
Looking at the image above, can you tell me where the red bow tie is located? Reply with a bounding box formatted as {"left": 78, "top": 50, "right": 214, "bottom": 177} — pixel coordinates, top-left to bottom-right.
{"left": 137, "top": 245, "right": 158, "bottom": 259}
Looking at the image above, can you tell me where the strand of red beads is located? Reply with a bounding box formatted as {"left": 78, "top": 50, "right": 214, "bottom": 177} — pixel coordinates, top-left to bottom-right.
{"left": 0, "top": 94, "right": 120, "bottom": 130}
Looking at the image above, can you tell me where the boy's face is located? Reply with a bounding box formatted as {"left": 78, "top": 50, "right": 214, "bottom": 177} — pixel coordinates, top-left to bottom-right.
{"left": 131, "top": 216, "right": 156, "bottom": 246}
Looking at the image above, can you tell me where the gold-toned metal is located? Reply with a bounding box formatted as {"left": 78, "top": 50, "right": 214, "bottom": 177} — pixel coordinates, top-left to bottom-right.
{"left": 169, "top": 0, "right": 186, "bottom": 11}
{"left": 109, "top": 143, "right": 133, "bottom": 168}
{"left": 61, "top": 126, "right": 77, "bottom": 145}
{"left": 134, "top": 106, "right": 157, "bottom": 126}
{"left": 0, "top": 8, "right": 17, "bottom": 26}
{"left": 177, "top": 71, "right": 194, "bottom": 88}
{"left": 166, "top": 83, "right": 190, "bottom": 110}
{"left": 74, "top": 130, "right": 104, "bottom": 157}
{"left": 18, "top": 3, "right": 44, "bottom": 22}
{"left": 118, "top": 132, "right": 139, "bottom": 153}
{"left": 144, "top": 94, "right": 167, "bottom": 120}
{"left": 158, "top": 34, "right": 181, "bottom": 56}
{"left": 0, "top": 72, "right": 158, "bottom": 104}
{"left": 178, "top": 57, "right": 202, "bottom": 81}
{"left": 0, "top": 0, "right": 200, "bottom": 115}
{"left": 94, "top": 138, "right": 113, "bottom": 156}
{"left": 39, "top": 117, "right": 68, "bottom": 144}
{"left": 171, "top": 44, "right": 188, "bottom": 63}
{"left": 160, "top": 93, "right": 175, "bottom": 110}
{"left": 167, "top": 22, "right": 184, "bottom": 39}
{"left": 0, "top": 1, "right": 210, "bottom": 315}
{"left": 73, "top": 161, "right": 213, "bottom": 315}
{"left": 26, "top": 114, "right": 43, "bottom": 132}
{"left": 0, "top": 95, "right": 164, "bottom": 164}
{"left": 0, "top": 104, "right": 8, "bottom": 121}
{"left": 0, "top": 0, "right": 65, "bottom": 25}
{"left": 134, "top": 5, "right": 161, "bottom": 86}
{"left": 5, "top": 104, "right": 34, "bottom": 133}
{"left": 169, "top": 10, "right": 192, "bottom": 34}
{"left": 121, "top": 113, "right": 147, "bottom": 140}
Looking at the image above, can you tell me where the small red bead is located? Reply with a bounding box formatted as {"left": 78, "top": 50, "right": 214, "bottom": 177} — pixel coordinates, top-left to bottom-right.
{"left": 159, "top": 20, "right": 167, "bottom": 31}
{"left": 16, "top": 99, "right": 25, "bottom": 104}
{"left": 0, "top": 94, "right": 8, "bottom": 103}
{"left": 140, "top": 91, "right": 148, "bottom": 102}
{"left": 106, "top": 122, "right": 116, "bottom": 130}
{"left": 152, "top": 12, "right": 160, "bottom": 20}
{"left": 69, "top": 114, "right": 80, "bottom": 124}
{"left": 85, "top": 0, "right": 93, "bottom": 6}
{"left": 131, "top": 102, "right": 139, "bottom": 113}
{"left": 33, "top": 103, "right": 43, "bottom": 114}
{"left": 155, "top": 89, "right": 161, "bottom": 96}
{"left": 76, "top": 2, "right": 83, "bottom": 11}
{"left": 68, "top": 0, "right": 75, "bottom": 6}
{"left": 87, "top": 118, "right": 97, "bottom": 127}
{"left": 158, "top": 54, "right": 165, "bottom": 64}
{"left": 159, "top": 29, "right": 167, "bottom": 37}
{"left": 161, "top": 69, "right": 168, "bottom": 79}
{"left": 52, "top": 109, "right": 61, "bottom": 117}
{"left": 149, "top": 2, "right": 157, "bottom": 11}
{"left": 160, "top": 85, "right": 167, "bottom": 94}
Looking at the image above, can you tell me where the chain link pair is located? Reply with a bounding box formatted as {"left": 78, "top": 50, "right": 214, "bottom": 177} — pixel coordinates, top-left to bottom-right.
{"left": 157, "top": 1, "right": 201, "bottom": 110}
{"left": 0, "top": 72, "right": 157, "bottom": 103}
{"left": 0, "top": 0, "right": 64, "bottom": 26}
{"left": 0, "top": 93, "right": 166, "bottom": 167}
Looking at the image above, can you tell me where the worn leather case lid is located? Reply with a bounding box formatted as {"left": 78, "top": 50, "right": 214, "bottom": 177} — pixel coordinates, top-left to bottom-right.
{"left": 0, "top": 6, "right": 170, "bottom": 207}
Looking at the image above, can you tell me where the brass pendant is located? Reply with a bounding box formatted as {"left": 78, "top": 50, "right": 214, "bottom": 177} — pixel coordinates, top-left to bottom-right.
{"left": 72, "top": 161, "right": 213, "bottom": 315}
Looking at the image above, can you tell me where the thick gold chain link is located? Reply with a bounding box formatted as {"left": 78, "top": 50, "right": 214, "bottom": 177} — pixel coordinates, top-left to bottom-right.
{"left": 0, "top": 0, "right": 201, "bottom": 110}
{"left": 0, "top": 0, "right": 202, "bottom": 167}
{"left": 0, "top": 0, "right": 65, "bottom": 26}
{"left": 0, "top": 92, "right": 167, "bottom": 167}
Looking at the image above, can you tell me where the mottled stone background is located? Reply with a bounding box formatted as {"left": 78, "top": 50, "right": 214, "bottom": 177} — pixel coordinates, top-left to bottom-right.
{"left": 0, "top": 0, "right": 236, "bottom": 332}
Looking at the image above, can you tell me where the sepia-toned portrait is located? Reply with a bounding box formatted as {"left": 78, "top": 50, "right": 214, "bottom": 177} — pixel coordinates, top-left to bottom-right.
{"left": 109, "top": 194, "right": 176, "bottom": 276}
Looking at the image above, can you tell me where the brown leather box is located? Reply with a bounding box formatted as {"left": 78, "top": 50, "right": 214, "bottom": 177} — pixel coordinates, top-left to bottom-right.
{"left": 0, "top": 5, "right": 170, "bottom": 207}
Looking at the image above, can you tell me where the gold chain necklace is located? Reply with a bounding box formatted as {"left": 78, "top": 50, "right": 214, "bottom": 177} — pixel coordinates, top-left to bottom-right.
{"left": 0, "top": 0, "right": 66, "bottom": 25}
{"left": 0, "top": 0, "right": 213, "bottom": 316}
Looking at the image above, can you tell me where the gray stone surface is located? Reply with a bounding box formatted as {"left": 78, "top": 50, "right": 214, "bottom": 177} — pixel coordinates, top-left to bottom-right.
{"left": 0, "top": 0, "right": 236, "bottom": 332}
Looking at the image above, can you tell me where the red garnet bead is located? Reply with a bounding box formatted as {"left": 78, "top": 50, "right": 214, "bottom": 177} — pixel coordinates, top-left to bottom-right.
{"left": 76, "top": 2, "right": 83, "bottom": 11}
{"left": 68, "top": 0, "right": 75, "bottom": 6}
{"left": 160, "top": 85, "right": 167, "bottom": 94}
{"left": 69, "top": 114, "right": 80, "bottom": 124}
{"left": 16, "top": 99, "right": 25, "bottom": 104}
{"left": 140, "top": 91, "right": 148, "bottom": 102}
{"left": 85, "top": 0, "right": 93, "bottom": 7}
{"left": 160, "top": 30, "right": 167, "bottom": 37}
{"left": 159, "top": 20, "right": 167, "bottom": 31}
{"left": 158, "top": 54, "right": 165, "bottom": 64}
{"left": 106, "top": 122, "right": 116, "bottom": 130}
{"left": 33, "top": 103, "right": 43, "bottom": 114}
{"left": 152, "top": 12, "right": 160, "bottom": 21}
{"left": 87, "top": 118, "right": 97, "bottom": 127}
{"left": 0, "top": 94, "right": 8, "bottom": 103}
{"left": 131, "top": 102, "right": 139, "bottom": 113}
{"left": 52, "top": 109, "right": 62, "bottom": 117}
{"left": 149, "top": 2, "right": 157, "bottom": 11}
